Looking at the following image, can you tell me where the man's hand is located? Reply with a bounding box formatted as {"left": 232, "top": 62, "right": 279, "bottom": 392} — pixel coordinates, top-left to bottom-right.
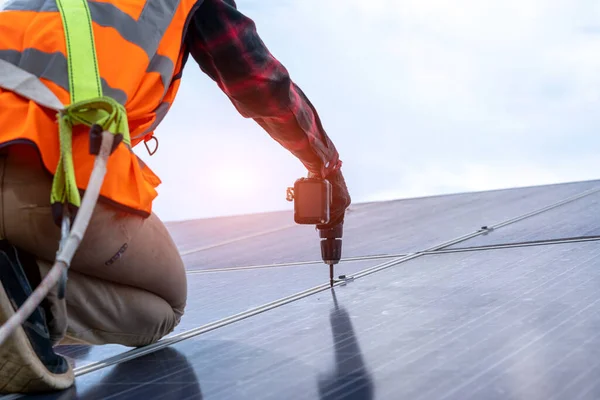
{"left": 316, "top": 169, "right": 351, "bottom": 230}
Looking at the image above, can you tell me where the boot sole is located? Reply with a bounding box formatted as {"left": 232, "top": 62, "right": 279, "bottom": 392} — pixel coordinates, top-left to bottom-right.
{"left": 0, "top": 283, "right": 74, "bottom": 394}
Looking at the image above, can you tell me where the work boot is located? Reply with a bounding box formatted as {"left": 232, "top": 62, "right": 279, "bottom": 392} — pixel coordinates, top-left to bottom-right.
{"left": 0, "top": 240, "right": 74, "bottom": 393}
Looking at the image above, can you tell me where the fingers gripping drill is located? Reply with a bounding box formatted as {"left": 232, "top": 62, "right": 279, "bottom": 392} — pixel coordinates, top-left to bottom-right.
{"left": 286, "top": 177, "right": 343, "bottom": 287}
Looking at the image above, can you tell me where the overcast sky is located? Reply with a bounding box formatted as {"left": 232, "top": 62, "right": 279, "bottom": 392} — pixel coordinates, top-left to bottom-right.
{"left": 140, "top": 0, "right": 600, "bottom": 221}
{"left": 4, "top": 0, "right": 600, "bottom": 221}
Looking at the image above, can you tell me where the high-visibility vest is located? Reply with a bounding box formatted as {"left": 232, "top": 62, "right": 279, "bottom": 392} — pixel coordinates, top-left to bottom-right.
{"left": 0, "top": 0, "right": 201, "bottom": 217}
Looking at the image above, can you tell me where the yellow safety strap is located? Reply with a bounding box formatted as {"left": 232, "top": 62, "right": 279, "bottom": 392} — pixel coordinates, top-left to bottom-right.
{"left": 53, "top": 0, "right": 130, "bottom": 212}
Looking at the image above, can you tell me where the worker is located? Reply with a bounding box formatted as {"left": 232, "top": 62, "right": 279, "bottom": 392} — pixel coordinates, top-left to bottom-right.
{"left": 0, "top": 0, "right": 351, "bottom": 394}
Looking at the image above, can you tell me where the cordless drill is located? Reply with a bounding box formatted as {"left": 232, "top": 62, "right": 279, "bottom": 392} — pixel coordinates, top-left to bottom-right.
{"left": 286, "top": 177, "right": 343, "bottom": 287}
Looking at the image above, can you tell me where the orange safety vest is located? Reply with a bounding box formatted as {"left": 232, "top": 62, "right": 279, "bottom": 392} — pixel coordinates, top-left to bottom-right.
{"left": 0, "top": 0, "right": 201, "bottom": 217}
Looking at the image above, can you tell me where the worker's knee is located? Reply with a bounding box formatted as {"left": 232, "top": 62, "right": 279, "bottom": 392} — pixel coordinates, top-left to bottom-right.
{"left": 125, "top": 301, "right": 184, "bottom": 347}
{"left": 62, "top": 268, "right": 186, "bottom": 347}
{"left": 67, "top": 296, "right": 184, "bottom": 348}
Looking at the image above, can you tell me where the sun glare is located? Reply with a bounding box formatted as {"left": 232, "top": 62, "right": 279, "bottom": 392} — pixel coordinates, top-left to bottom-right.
{"left": 214, "top": 166, "right": 257, "bottom": 196}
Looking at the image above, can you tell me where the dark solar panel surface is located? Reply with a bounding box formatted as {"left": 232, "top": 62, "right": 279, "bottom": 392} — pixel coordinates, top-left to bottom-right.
{"left": 6, "top": 179, "right": 600, "bottom": 400}
{"left": 446, "top": 188, "right": 600, "bottom": 249}
{"left": 55, "top": 259, "right": 380, "bottom": 367}
{"left": 165, "top": 209, "right": 298, "bottom": 254}
{"left": 179, "top": 180, "right": 600, "bottom": 270}
{"left": 34, "top": 240, "right": 600, "bottom": 400}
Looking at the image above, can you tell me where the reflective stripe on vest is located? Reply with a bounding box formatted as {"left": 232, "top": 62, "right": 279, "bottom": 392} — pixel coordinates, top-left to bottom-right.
{"left": 0, "top": 57, "right": 152, "bottom": 197}
{"left": 0, "top": 58, "right": 64, "bottom": 111}
{"left": 0, "top": 0, "right": 179, "bottom": 107}
{"left": 2, "top": 0, "right": 178, "bottom": 56}
{"left": 0, "top": 49, "right": 127, "bottom": 104}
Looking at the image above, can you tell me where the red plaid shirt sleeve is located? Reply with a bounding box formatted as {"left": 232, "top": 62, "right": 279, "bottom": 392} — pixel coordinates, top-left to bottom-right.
{"left": 184, "top": 0, "right": 341, "bottom": 177}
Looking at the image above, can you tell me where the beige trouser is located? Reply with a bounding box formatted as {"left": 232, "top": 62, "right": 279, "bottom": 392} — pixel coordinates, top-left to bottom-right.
{"left": 0, "top": 144, "right": 187, "bottom": 347}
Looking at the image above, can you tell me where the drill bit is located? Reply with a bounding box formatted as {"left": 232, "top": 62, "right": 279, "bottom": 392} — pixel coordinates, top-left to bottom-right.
{"left": 329, "top": 263, "right": 334, "bottom": 287}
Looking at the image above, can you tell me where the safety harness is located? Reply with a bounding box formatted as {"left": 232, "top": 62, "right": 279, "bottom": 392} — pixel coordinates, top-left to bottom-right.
{"left": 52, "top": 0, "right": 130, "bottom": 222}
{"left": 0, "top": 0, "right": 130, "bottom": 223}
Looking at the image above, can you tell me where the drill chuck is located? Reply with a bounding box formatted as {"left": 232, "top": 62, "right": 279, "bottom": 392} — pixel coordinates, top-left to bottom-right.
{"left": 319, "top": 224, "right": 343, "bottom": 265}
{"left": 320, "top": 238, "right": 342, "bottom": 264}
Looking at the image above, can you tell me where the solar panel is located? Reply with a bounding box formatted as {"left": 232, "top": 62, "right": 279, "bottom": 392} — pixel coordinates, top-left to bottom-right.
{"left": 40, "top": 240, "right": 600, "bottom": 400}
{"left": 446, "top": 189, "right": 600, "bottom": 249}
{"left": 179, "top": 180, "right": 600, "bottom": 271}
{"left": 54, "top": 258, "right": 382, "bottom": 368}
{"left": 166, "top": 209, "right": 296, "bottom": 254}
{"left": 6, "top": 179, "right": 600, "bottom": 400}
